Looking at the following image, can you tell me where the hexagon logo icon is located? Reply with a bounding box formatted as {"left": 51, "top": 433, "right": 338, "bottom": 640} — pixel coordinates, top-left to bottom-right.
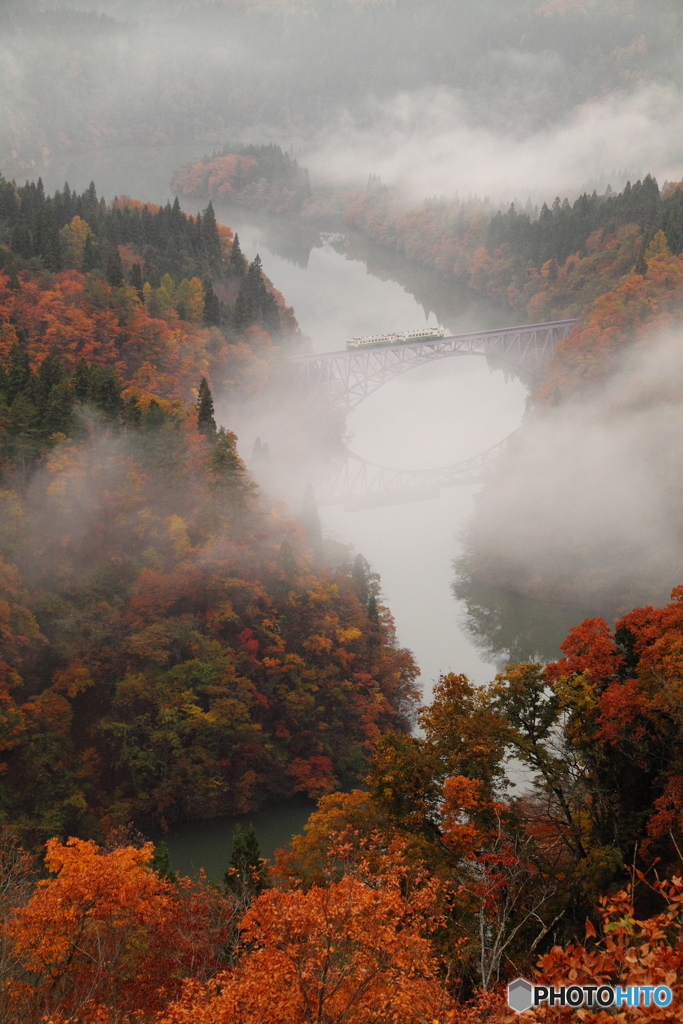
{"left": 508, "top": 977, "right": 533, "bottom": 1013}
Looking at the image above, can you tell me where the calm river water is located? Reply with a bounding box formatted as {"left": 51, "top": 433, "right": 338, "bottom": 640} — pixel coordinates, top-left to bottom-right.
{"left": 34, "top": 148, "right": 560, "bottom": 874}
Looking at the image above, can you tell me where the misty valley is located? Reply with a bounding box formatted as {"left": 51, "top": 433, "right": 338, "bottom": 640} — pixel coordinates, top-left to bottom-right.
{"left": 4, "top": 2, "right": 683, "bottom": 1023}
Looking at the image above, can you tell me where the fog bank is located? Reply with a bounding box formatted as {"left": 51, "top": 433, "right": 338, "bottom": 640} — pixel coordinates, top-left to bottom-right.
{"left": 308, "top": 83, "right": 683, "bottom": 204}
{"left": 457, "top": 331, "right": 683, "bottom": 621}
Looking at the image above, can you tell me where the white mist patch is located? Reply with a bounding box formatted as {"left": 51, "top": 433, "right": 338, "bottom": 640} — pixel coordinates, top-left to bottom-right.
{"left": 347, "top": 357, "right": 527, "bottom": 469}
{"left": 307, "top": 82, "right": 683, "bottom": 202}
{"left": 464, "top": 331, "right": 683, "bottom": 611}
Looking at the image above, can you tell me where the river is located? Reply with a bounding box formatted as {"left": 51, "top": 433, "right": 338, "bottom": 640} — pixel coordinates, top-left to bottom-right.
{"left": 34, "top": 149, "right": 553, "bottom": 875}
{"left": 202, "top": 206, "right": 528, "bottom": 692}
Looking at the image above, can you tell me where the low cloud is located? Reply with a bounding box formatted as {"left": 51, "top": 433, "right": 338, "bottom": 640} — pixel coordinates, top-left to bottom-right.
{"left": 459, "top": 330, "right": 683, "bottom": 617}
{"left": 307, "top": 82, "right": 683, "bottom": 202}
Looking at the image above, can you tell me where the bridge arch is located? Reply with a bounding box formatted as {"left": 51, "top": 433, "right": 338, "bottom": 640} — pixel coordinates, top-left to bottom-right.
{"left": 295, "top": 319, "right": 578, "bottom": 412}
{"left": 299, "top": 319, "right": 578, "bottom": 508}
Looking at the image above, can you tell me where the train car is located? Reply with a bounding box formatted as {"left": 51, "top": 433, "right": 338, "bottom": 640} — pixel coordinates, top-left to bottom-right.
{"left": 346, "top": 326, "right": 445, "bottom": 349}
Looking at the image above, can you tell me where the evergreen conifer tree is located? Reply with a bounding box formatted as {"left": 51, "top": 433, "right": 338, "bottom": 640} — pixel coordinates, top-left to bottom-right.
{"left": 88, "top": 366, "right": 124, "bottom": 418}
{"left": 228, "top": 232, "right": 247, "bottom": 277}
{"left": 352, "top": 553, "right": 371, "bottom": 604}
{"left": 143, "top": 245, "right": 160, "bottom": 288}
{"left": 261, "top": 291, "right": 281, "bottom": 336}
{"left": 72, "top": 358, "right": 91, "bottom": 402}
{"left": 82, "top": 233, "right": 101, "bottom": 272}
{"left": 39, "top": 202, "right": 62, "bottom": 271}
{"left": 143, "top": 399, "right": 166, "bottom": 431}
{"left": 248, "top": 252, "right": 262, "bottom": 277}
{"left": 6, "top": 341, "right": 32, "bottom": 404}
{"left": 224, "top": 824, "right": 268, "bottom": 895}
{"left": 151, "top": 841, "right": 177, "bottom": 882}
{"left": 238, "top": 253, "right": 280, "bottom": 334}
{"left": 201, "top": 201, "right": 223, "bottom": 271}
{"left": 203, "top": 278, "right": 221, "bottom": 326}
{"left": 35, "top": 354, "right": 65, "bottom": 414}
{"left": 232, "top": 289, "right": 253, "bottom": 332}
{"left": 83, "top": 181, "right": 98, "bottom": 217}
{"left": 634, "top": 247, "right": 648, "bottom": 275}
{"left": 9, "top": 393, "right": 39, "bottom": 458}
{"left": 123, "top": 393, "right": 143, "bottom": 427}
{"left": 0, "top": 181, "right": 19, "bottom": 224}
{"left": 129, "top": 262, "right": 144, "bottom": 301}
{"left": 209, "top": 428, "right": 245, "bottom": 486}
{"left": 43, "top": 381, "right": 76, "bottom": 437}
{"left": 105, "top": 246, "right": 124, "bottom": 288}
{"left": 10, "top": 220, "right": 32, "bottom": 260}
{"left": 197, "top": 377, "right": 217, "bottom": 436}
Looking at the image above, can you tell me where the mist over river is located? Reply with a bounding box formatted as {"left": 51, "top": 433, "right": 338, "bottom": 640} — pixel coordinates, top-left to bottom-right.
{"left": 35, "top": 149, "right": 543, "bottom": 692}
{"left": 33, "top": 150, "right": 564, "bottom": 868}
{"left": 207, "top": 207, "right": 531, "bottom": 695}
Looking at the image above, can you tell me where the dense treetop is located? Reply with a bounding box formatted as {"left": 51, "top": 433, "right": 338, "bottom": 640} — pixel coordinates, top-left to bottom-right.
{"left": 6, "top": 590, "right": 683, "bottom": 1020}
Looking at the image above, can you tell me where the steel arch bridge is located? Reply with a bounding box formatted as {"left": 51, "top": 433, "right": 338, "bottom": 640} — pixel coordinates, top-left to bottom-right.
{"left": 296, "top": 318, "right": 578, "bottom": 509}
{"left": 295, "top": 319, "right": 578, "bottom": 412}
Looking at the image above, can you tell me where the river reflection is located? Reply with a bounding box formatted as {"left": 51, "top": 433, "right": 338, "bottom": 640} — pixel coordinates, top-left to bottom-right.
{"left": 42, "top": 145, "right": 567, "bottom": 683}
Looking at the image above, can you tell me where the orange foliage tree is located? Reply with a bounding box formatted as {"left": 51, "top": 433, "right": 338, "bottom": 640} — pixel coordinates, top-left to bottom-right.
{"left": 155, "top": 867, "right": 452, "bottom": 1024}
{"left": 5, "top": 836, "right": 231, "bottom": 1024}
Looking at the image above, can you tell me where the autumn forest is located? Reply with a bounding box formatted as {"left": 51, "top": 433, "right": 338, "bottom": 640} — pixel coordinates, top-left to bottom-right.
{"left": 4, "top": 1, "right": 683, "bottom": 1022}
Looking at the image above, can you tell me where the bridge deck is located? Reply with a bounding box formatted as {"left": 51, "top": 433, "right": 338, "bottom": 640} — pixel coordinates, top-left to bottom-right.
{"left": 295, "top": 319, "right": 579, "bottom": 411}
{"left": 294, "top": 319, "right": 579, "bottom": 364}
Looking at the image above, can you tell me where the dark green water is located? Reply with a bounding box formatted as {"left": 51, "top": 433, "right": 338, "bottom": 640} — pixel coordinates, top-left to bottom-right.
{"left": 156, "top": 795, "right": 316, "bottom": 881}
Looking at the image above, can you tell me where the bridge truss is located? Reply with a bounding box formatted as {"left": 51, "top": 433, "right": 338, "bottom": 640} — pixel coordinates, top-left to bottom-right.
{"left": 296, "top": 319, "right": 578, "bottom": 411}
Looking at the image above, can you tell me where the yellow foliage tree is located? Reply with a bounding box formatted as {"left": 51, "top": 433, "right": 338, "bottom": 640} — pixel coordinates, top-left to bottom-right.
{"left": 58, "top": 216, "right": 91, "bottom": 269}
{"left": 175, "top": 277, "right": 204, "bottom": 322}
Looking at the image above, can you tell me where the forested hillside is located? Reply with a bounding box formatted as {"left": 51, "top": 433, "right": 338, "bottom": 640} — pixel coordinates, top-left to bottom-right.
{"left": 175, "top": 151, "right": 683, "bottom": 402}
{"left": 172, "top": 144, "right": 311, "bottom": 215}
{"left": 7, "top": 1, "right": 683, "bottom": 1021}
{"left": 7, "top": 591, "right": 683, "bottom": 1021}
{"left": 301, "top": 172, "right": 683, "bottom": 335}
{"left": 0, "top": 177, "right": 418, "bottom": 843}
{"left": 449, "top": 177, "right": 683, "bottom": 654}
